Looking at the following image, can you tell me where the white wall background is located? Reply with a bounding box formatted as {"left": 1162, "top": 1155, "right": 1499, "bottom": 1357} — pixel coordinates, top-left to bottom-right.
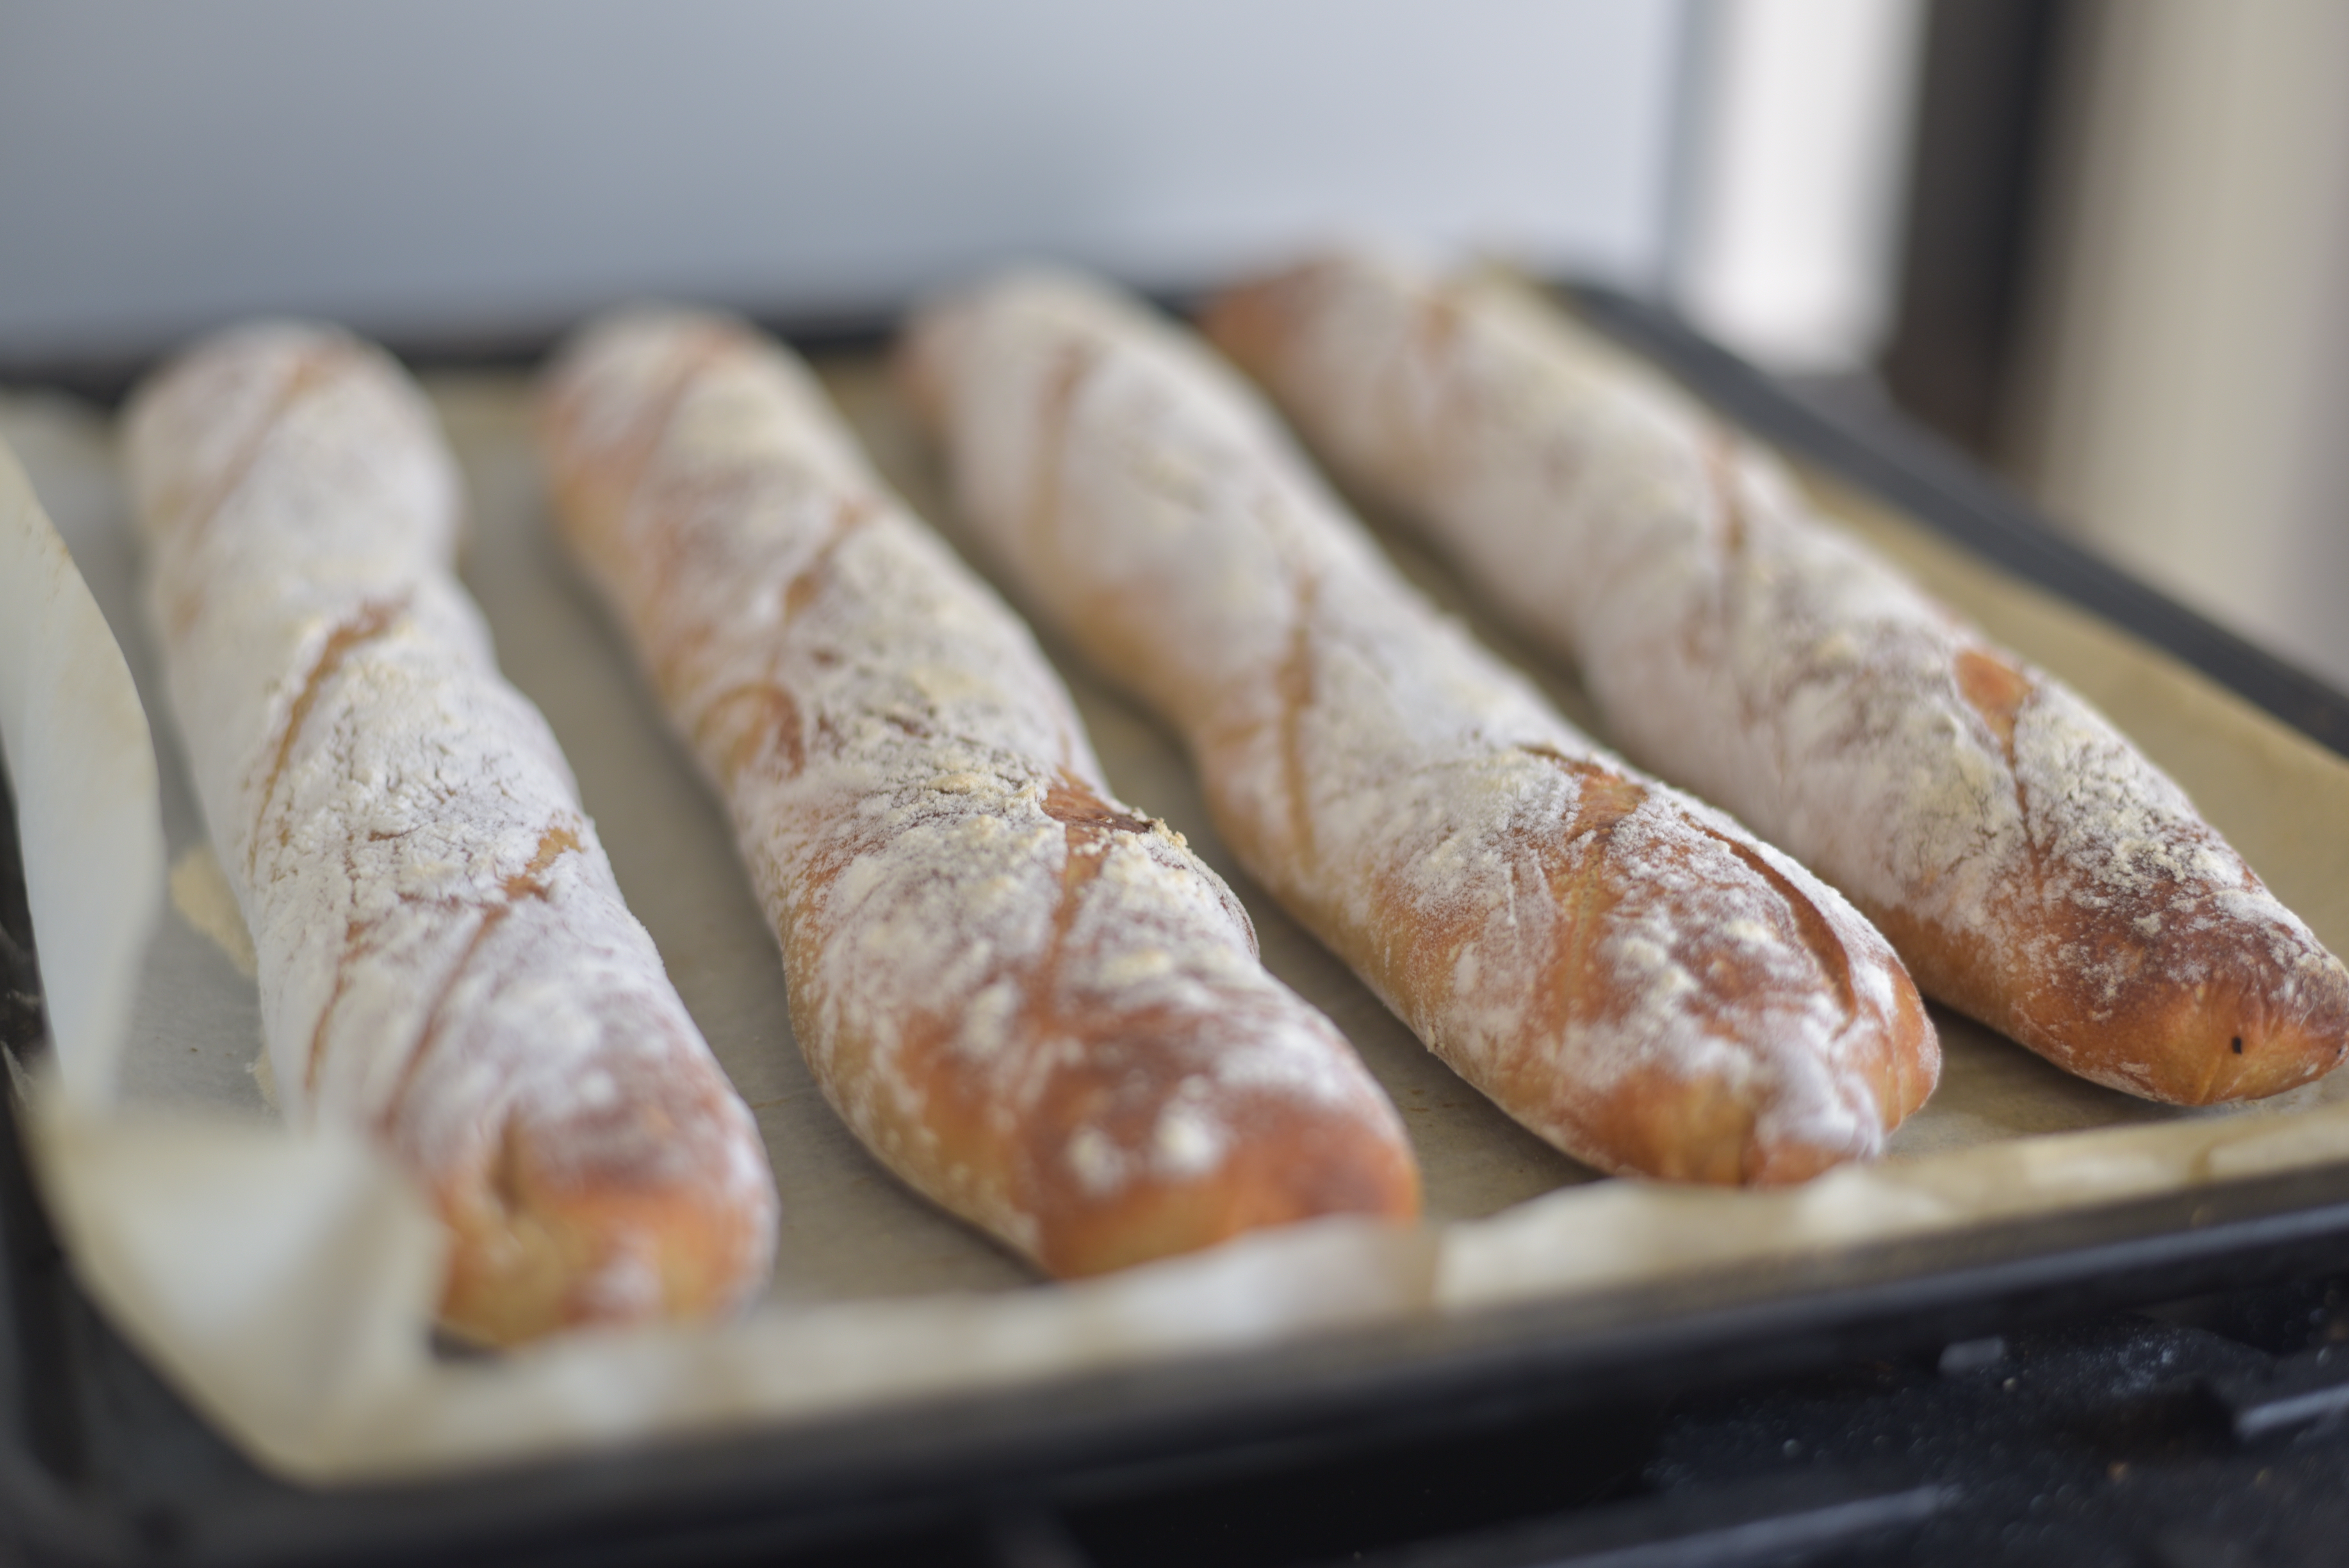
{"left": 0, "top": 0, "right": 1691, "bottom": 361}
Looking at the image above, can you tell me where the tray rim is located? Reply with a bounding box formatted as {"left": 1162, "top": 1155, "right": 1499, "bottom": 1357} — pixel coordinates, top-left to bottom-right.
{"left": 9, "top": 278, "right": 2349, "bottom": 1566}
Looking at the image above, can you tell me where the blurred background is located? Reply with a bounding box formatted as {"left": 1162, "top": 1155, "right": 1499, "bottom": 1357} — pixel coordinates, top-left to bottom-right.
{"left": 4, "top": 0, "right": 2345, "bottom": 688}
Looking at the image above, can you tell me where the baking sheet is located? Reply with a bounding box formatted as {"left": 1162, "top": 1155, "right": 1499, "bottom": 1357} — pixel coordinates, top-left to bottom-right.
{"left": 6, "top": 340, "right": 2349, "bottom": 1485}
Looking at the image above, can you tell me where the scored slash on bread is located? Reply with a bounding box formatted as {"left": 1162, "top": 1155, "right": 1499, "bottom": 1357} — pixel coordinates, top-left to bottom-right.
{"left": 535, "top": 310, "right": 1419, "bottom": 1277}
{"left": 1203, "top": 249, "right": 2349, "bottom": 1105}
{"left": 900, "top": 273, "right": 1939, "bottom": 1185}
{"left": 125, "top": 324, "right": 779, "bottom": 1345}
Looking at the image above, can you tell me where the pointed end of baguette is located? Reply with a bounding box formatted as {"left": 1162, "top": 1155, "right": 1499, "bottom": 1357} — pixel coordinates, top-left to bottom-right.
{"left": 434, "top": 1089, "right": 779, "bottom": 1348}
{"left": 2110, "top": 952, "right": 2349, "bottom": 1107}
{"left": 1034, "top": 1107, "right": 1424, "bottom": 1281}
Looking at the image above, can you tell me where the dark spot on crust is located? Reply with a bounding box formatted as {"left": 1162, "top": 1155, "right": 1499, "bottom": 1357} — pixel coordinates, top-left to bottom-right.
{"left": 2232, "top": 1035, "right": 2245, "bottom": 1055}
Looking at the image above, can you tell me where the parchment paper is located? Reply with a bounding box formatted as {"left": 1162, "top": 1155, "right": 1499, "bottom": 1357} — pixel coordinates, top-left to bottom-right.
{"left": 6, "top": 346, "right": 2349, "bottom": 1485}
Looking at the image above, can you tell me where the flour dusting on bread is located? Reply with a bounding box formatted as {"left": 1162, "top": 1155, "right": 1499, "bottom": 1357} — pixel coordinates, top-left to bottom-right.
{"left": 128, "top": 323, "right": 778, "bottom": 1344}
{"left": 905, "top": 274, "right": 1938, "bottom": 1184}
{"left": 539, "top": 310, "right": 1419, "bottom": 1276}
{"left": 1205, "top": 250, "right": 2349, "bottom": 1104}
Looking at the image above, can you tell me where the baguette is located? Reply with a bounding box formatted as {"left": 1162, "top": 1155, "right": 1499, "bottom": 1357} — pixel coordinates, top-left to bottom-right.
{"left": 1205, "top": 249, "right": 2349, "bottom": 1104}
{"left": 125, "top": 323, "right": 778, "bottom": 1345}
{"left": 901, "top": 273, "right": 1937, "bottom": 1185}
{"left": 536, "top": 309, "right": 1418, "bottom": 1276}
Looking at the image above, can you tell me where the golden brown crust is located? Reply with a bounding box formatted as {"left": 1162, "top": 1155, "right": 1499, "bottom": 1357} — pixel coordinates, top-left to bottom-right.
{"left": 1205, "top": 251, "right": 2349, "bottom": 1108}
{"left": 903, "top": 273, "right": 1939, "bottom": 1187}
{"left": 125, "top": 322, "right": 779, "bottom": 1345}
{"left": 438, "top": 1075, "right": 773, "bottom": 1345}
{"left": 538, "top": 310, "right": 1419, "bottom": 1277}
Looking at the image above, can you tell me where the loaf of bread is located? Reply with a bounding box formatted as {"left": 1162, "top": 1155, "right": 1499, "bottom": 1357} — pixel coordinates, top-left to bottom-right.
{"left": 1207, "top": 249, "right": 2349, "bottom": 1104}
{"left": 125, "top": 323, "right": 778, "bottom": 1345}
{"left": 902, "top": 273, "right": 1937, "bottom": 1185}
{"left": 536, "top": 309, "right": 1419, "bottom": 1276}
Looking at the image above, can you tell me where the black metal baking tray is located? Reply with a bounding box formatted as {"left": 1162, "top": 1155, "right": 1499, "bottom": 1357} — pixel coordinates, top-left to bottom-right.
{"left": 8, "top": 282, "right": 2349, "bottom": 1568}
